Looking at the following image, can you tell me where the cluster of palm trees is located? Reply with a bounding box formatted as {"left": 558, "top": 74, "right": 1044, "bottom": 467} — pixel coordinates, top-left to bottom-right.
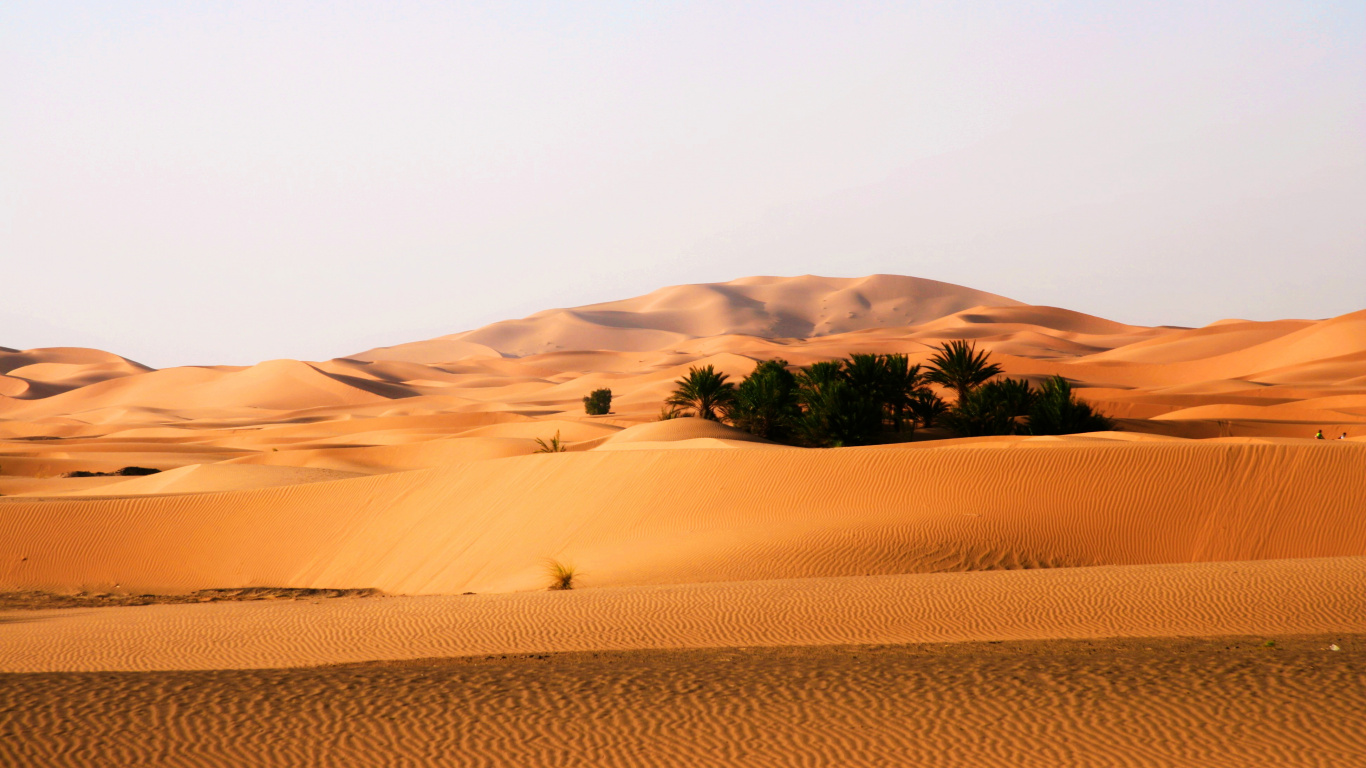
{"left": 664, "top": 340, "right": 1112, "bottom": 446}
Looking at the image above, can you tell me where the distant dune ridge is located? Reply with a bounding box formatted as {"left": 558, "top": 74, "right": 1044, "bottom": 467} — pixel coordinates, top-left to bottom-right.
{"left": 2, "top": 274, "right": 1363, "bottom": 436}
{"left": 353, "top": 274, "right": 1026, "bottom": 360}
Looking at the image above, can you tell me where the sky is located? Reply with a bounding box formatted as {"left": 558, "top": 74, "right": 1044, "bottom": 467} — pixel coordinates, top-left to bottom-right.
{"left": 3, "top": 1, "right": 1363, "bottom": 368}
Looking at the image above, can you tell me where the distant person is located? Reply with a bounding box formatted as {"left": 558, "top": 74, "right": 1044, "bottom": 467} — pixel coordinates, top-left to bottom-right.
{"left": 1340, "top": 432, "right": 1349, "bottom": 440}
{"left": 1315, "top": 429, "right": 1324, "bottom": 439}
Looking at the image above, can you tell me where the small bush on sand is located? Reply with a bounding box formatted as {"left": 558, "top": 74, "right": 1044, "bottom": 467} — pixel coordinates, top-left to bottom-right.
{"left": 546, "top": 559, "right": 577, "bottom": 590}
{"left": 583, "top": 388, "right": 613, "bottom": 415}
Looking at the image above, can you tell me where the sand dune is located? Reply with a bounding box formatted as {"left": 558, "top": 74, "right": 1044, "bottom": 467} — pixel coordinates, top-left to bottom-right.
{"left": 355, "top": 274, "right": 1025, "bottom": 361}
{"left": 593, "top": 418, "right": 774, "bottom": 447}
{"left": 1, "top": 359, "right": 419, "bottom": 421}
{"left": 57, "top": 464, "right": 365, "bottom": 497}
{"left": 0, "top": 556, "right": 1360, "bottom": 673}
{"left": 223, "top": 437, "right": 540, "bottom": 473}
{"left": 2, "top": 441, "right": 1362, "bottom": 595}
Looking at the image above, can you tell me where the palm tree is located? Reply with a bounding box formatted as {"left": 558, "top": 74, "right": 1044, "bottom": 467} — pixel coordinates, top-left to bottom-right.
{"left": 726, "top": 359, "right": 799, "bottom": 440}
{"left": 794, "top": 359, "right": 882, "bottom": 447}
{"left": 910, "top": 389, "right": 948, "bottom": 428}
{"left": 798, "top": 360, "right": 845, "bottom": 390}
{"left": 1026, "top": 376, "right": 1114, "bottom": 435}
{"left": 534, "top": 430, "right": 567, "bottom": 452}
{"left": 666, "top": 365, "right": 737, "bottom": 421}
{"left": 796, "top": 376, "right": 882, "bottom": 447}
{"left": 924, "top": 340, "right": 1003, "bottom": 404}
{"left": 942, "top": 378, "right": 1037, "bottom": 437}
{"left": 843, "top": 354, "right": 890, "bottom": 403}
{"left": 881, "top": 354, "right": 924, "bottom": 432}
{"left": 843, "top": 353, "right": 925, "bottom": 433}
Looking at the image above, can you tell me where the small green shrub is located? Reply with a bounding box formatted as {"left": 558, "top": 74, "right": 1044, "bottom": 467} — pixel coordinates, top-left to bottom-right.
{"left": 583, "top": 388, "right": 613, "bottom": 415}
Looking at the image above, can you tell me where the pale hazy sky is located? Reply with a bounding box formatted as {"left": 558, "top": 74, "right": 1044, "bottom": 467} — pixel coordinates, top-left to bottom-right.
{"left": 3, "top": 1, "right": 1363, "bottom": 368}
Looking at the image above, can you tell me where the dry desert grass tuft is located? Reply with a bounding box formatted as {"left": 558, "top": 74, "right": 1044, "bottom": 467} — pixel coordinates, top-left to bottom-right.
{"left": 546, "top": 559, "right": 577, "bottom": 591}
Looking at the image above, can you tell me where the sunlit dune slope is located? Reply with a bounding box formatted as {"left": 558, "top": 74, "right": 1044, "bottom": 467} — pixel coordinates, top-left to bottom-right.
{"left": 593, "top": 418, "right": 772, "bottom": 446}
{"left": 2, "top": 556, "right": 1363, "bottom": 673}
{"left": 0, "top": 347, "right": 151, "bottom": 400}
{"left": 354, "top": 274, "right": 1024, "bottom": 361}
{"left": 2, "top": 441, "right": 1361, "bottom": 595}
{"left": 223, "top": 436, "right": 540, "bottom": 473}
{"left": 57, "top": 464, "right": 365, "bottom": 497}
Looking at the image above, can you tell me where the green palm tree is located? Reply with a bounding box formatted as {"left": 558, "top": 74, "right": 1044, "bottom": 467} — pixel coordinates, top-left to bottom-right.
{"left": 881, "top": 354, "right": 924, "bottom": 432}
{"left": 1026, "top": 376, "right": 1114, "bottom": 435}
{"left": 726, "top": 359, "right": 799, "bottom": 440}
{"left": 924, "top": 340, "right": 1003, "bottom": 404}
{"left": 910, "top": 389, "right": 948, "bottom": 428}
{"left": 666, "top": 365, "right": 737, "bottom": 421}
{"left": 794, "top": 359, "right": 882, "bottom": 447}
{"left": 942, "top": 378, "right": 1037, "bottom": 437}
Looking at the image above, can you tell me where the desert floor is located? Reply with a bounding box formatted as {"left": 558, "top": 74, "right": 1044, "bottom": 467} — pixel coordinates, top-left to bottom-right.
{"left": 4, "top": 635, "right": 1363, "bottom": 768}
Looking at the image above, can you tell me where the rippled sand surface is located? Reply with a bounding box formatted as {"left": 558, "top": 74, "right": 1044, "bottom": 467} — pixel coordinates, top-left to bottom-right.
{"left": 3, "top": 635, "right": 1361, "bottom": 768}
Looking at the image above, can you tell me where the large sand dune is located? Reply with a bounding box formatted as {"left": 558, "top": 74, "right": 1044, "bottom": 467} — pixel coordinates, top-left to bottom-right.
{"left": 3, "top": 440, "right": 1362, "bottom": 595}
{"left": 3, "top": 556, "right": 1362, "bottom": 673}
{"left": 354, "top": 274, "right": 1025, "bottom": 360}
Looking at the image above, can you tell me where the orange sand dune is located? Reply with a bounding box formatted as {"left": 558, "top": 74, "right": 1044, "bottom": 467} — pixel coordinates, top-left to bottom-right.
{"left": 3, "top": 275, "right": 1364, "bottom": 443}
{"left": 53, "top": 464, "right": 365, "bottom": 497}
{"left": 223, "top": 437, "right": 539, "bottom": 473}
{"left": 0, "top": 359, "right": 421, "bottom": 421}
{"left": 2, "top": 440, "right": 1362, "bottom": 595}
{"left": 2, "top": 556, "right": 1361, "bottom": 673}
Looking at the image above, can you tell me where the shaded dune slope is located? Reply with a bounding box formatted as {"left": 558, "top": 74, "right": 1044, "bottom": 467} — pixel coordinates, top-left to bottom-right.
{"left": 2, "top": 442, "right": 1362, "bottom": 595}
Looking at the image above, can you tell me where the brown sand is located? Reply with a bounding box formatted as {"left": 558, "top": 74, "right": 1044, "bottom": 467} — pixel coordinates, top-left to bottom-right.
{"left": 2, "top": 557, "right": 1363, "bottom": 673}
{"left": 3, "top": 635, "right": 1362, "bottom": 768}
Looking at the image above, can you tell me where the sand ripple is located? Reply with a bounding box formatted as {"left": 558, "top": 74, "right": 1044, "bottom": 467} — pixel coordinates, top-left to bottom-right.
{"left": 1, "top": 636, "right": 1361, "bottom": 767}
{"left": 1, "top": 556, "right": 1362, "bottom": 673}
